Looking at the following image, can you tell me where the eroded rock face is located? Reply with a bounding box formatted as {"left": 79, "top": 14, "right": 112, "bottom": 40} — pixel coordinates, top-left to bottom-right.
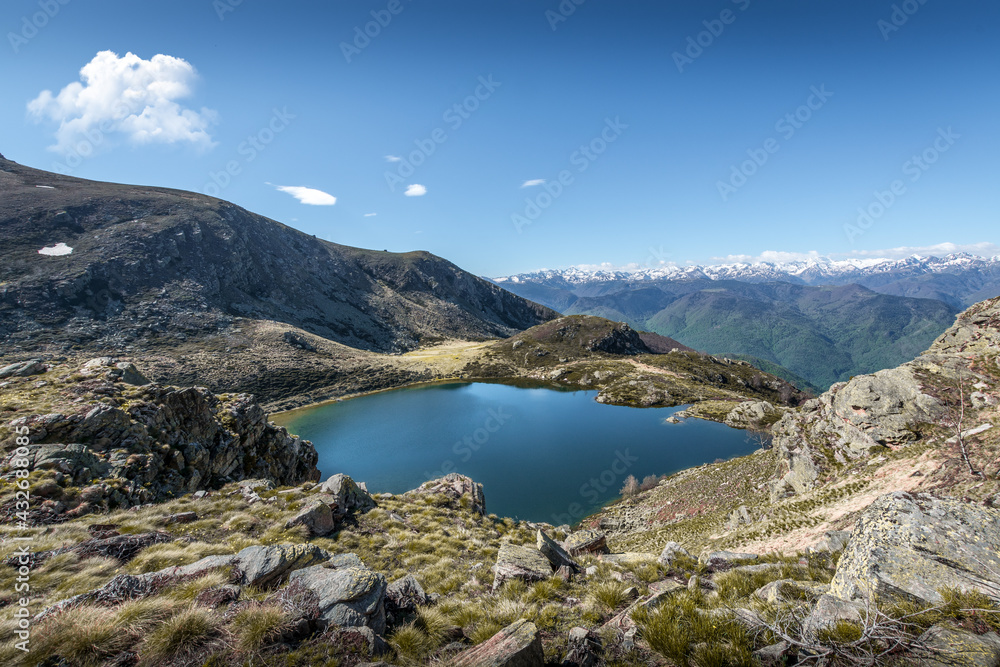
{"left": 0, "top": 360, "right": 320, "bottom": 518}
{"left": 829, "top": 492, "right": 1000, "bottom": 606}
{"left": 451, "top": 618, "right": 544, "bottom": 667}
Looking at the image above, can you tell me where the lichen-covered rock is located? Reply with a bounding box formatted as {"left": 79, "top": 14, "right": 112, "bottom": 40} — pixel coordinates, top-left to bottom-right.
{"left": 407, "top": 473, "right": 486, "bottom": 515}
{"left": 319, "top": 473, "right": 376, "bottom": 518}
{"left": 699, "top": 550, "right": 759, "bottom": 569}
{"left": 451, "top": 618, "right": 544, "bottom": 667}
{"left": 562, "top": 529, "right": 609, "bottom": 557}
{"left": 809, "top": 529, "right": 852, "bottom": 553}
{"left": 829, "top": 492, "right": 1000, "bottom": 606}
{"left": 0, "top": 359, "right": 46, "bottom": 378}
{"left": 288, "top": 564, "right": 387, "bottom": 635}
{"left": 753, "top": 579, "right": 829, "bottom": 604}
{"left": 536, "top": 530, "right": 579, "bottom": 572}
{"left": 284, "top": 499, "right": 335, "bottom": 536}
{"left": 724, "top": 400, "right": 783, "bottom": 429}
{"left": 493, "top": 544, "right": 553, "bottom": 591}
{"left": 910, "top": 622, "right": 1000, "bottom": 667}
{"left": 600, "top": 552, "right": 659, "bottom": 567}
{"left": 802, "top": 594, "right": 864, "bottom": 638}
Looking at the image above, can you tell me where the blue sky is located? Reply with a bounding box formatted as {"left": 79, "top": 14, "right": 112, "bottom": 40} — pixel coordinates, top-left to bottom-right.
{"left": 3, "top": 0, "right": 998, "bottom": 276}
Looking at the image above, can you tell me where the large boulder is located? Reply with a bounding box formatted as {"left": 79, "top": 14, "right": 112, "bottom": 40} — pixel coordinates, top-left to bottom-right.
{"left": 0, "top": 359, "right": 46, "bottom": 378}
{"left": 910, "top": 623, "right": 1000, "bottom": 667}
{"left": 536, "top": 530, "right": 579, "bottom": 572}
{"left": 451, "top": 618, "right": 544, "bottom": 667}
{"left": 284, "top": 499, "right": 335, "bottom": 536}
{"left": 493, "top": 544, "right": 553, "bottom": 591}
{"left": 319, "top": 473, "right": 376, "bottom": 518}
{"left": 658, "top": 541, "right": 690, "bottom": 567}
{"left": 234, "top": 543, "right": 332, "bottom": 588}
{"left": 288, "top": 564, "right": 387, "bottom": 634}
{"left": 385, "top": 574, "right": 428, "bottom": 621}
{"left": 829, "top": 492, "right": 1000, "bottom": 606}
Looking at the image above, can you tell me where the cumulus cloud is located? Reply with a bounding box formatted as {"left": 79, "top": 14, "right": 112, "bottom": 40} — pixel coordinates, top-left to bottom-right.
{"left": 272, "top": 185, "right": 337, "bottom": 206}
{"left": 521, "top": 179, "right": 546, "bottom": 188}
{"left": 404, "top": 184, "right": 427, "bottom": 197}
{"left": 27, "top": 51, "right": 217, "bottom": 155}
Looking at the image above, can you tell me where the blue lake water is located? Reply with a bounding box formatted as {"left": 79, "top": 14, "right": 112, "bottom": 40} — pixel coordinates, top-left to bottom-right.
{"left": 273, "top": 382, "right": 756, "bottom": 524}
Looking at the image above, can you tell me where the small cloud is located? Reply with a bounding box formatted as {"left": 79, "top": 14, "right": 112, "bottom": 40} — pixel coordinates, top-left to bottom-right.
{"left": 38, "top": 243, "right": 73, "bottom": 256}
{"left": 364, "top": 213, "right": 377, "bottom": 217}
{"left": 272, "top": 184, "right": 337, "bottom": 206}
{"left": 385, "top": 155, "right": 402, "bottom": 162}
{"left": 404, "top": 184, "right": 427, "bottom": 197}
{"left": 28, "top": 50, "right": 216, "bottom": 155}
{"left": 521, "top": 179, "right": 546, "bottom": 188}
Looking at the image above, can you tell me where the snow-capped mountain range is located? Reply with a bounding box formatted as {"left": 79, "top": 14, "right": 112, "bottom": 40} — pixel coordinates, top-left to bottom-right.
{"left": 494, "top": 253, "right": 1000, "bottom": 288}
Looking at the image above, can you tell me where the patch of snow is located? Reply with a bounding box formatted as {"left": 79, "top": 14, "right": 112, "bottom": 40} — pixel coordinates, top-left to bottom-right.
{"left": 34, "top": 185, "right": 55, "bottom": 189}
{"left": 38, "top": 243, "right": 73, "bottom": 256}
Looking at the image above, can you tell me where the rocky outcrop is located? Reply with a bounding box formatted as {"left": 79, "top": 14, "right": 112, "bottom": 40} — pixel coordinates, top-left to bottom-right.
{"left": 724, "top": 400, "right": 784, "bottom": 429}
{"left": 451, "top": 618, "right": 544, "bottom": 667}
{"left": 657, "top": 541, "right": 691, "bottom": 567}
{"left": 828, "top": 492, "right": 1000, "bottom": 606}
{"left": 911, "top": 623, "right": 1000, "bottom": 667}
{"left": 769, "top": 296, "right": 1000, "bottom": 500}
{"left": 562, "top": 529, "right": 609, "bottom": 557}
{"left": 406, "top": 473, "right": 486, "bottom": 515}
{"left": 0, "top": 358, "right": 320, "bottom": 519}
{"left": 319, "top": 473, "right": 376, "bottom": 518}
{"left": 284, "top": 499, "right": 335, "bottom": 536}
{"left": 536, "top": 530, "right": 579, "bottom": 572}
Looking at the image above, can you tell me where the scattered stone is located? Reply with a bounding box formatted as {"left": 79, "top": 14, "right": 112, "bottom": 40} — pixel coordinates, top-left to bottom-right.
{"left": 725, "top": 504, "right": 753, "bottom": 531}
{"left": 829, "top": 492, "right": 1000, "bottom": 606}
{"left": 561, "top": 529, "right": 609, "bottom": 557}
{"left": 165, "top": 511, "right": 198, "bottom": 525}
{"left": 753, "top": 641, "right": 791, "bottom": 666}
{"left": 115, "top": 362, "right": 150, "bottom": 386}
{"left": 195, "top": 584, "right": 241, "bottom": 608}
{"left": 288, "top": 565, "right": 387, "bottom": 634}
{"left": 284, "top": 499, "right": 335, "bottom": 536}
{"left": 802, "top": 594, "right": 864, "bottom": 637}
{"left": 555, "top": 565, "right": 573, "bottom": 582}
{"left": 493, "top": 544, "right": 553, "bottom": 591}
{"left": 537, "top": 530, "right": 580, "bottom": 572}
{"left": 584, "top": 566, "right": 598, "bottom": 577}
{"left": 324, "top": 626, "right": 389, "bottom": 660}
{"left": 753, "top": 579, "right": 829, "bottom": 604}
{"left": 658, "top": 541, "right": 691, "bottom": 567}
{"left": 451, "top": 618, "right": 544, "bottom": 667}
{"left": 561, "top": 626, "right": 599, "bottom": 667}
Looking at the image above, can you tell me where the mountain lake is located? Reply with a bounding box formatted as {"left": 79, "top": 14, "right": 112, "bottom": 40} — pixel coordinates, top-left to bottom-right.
{"left": 272, "top": 382, "right": 758, "bottom": 524}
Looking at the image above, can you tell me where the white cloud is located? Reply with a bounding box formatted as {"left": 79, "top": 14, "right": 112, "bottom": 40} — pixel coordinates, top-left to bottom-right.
{"left": 710, "top": 242, "right": 1000, "bottom": 265}
{"left": 364, "top": 212, "right": 377, "bottom": 217}
{"left": 27, "top": 51, "right": 217, "bottom": 154}
{"left": 404, "top": 184, "right": 427, "bottom": 197}
{"left": 385, "top": 155, "right": 402, "bottom": 162}
{"left": 272, "top": 185, "right": 337, "bottom": 206}
{"left": 521, "top": 179, "right": 546, "bottom": 188}
{"left": 38, "top": 243, "right": 73, "bottom": 256}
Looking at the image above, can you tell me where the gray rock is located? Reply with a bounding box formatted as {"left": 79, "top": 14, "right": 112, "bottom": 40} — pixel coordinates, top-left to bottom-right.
{"left": 658, "top": 541, "right": 691, "bottom": 567}
{"left": 288, "top": 565, "right": 387, "bottom": 634}
{"left": 451, "top": 618, "right": 544, "bottom": 667}
{"left": 0, "top": 359, "right": 46, "bottom": 378}
{"left": 537, "top": 530, "right": 580, "bottom": 572}
{"left": 407, "top": 473, "right": 486, "bottom": 515}
{"left": 285, "top": 499, "right": 335, "bottom": 536}
{"left": 910, "top": 623, "right": 1000, "bottom": 667}
{"left": 699, "top": 550, "right": 759, "bottom": 569}
{"left": 325, "top": 553, "right": 365, "bottom": 569}
{"left": 561, "top": 529, "right": 608, "bottom": 557}
{"left": 599, "top": 552, "right": 659, "bottom": 566}
{"left": 165, "top": 511, "right": 198, "bottom": 525}
{"left": 802, "top": 594, "right": 864, "bottom": 638}
{"left": 493, "top": 544, "right": 553, "bottom": 591}
{"left": 324, "top": 626, "right": 389, "bottom": 659}
{"left": 385, "top": 574, "right": 428, "bottom": 616}
{"left": 235, "top": 543, "right": 332, "bottom": 588}
{"left": 115, "top": 362, "right": 150, "bottom": 385}
{"left": 810, "top": 529, "right": 852, "bottom": 553}
{"left": 752, "top": 641, "right": 790, "bottom": 666}
{"left": 829, "top": 492, "right": 1000, "bottom": 606}
{"left": 319, "top": 473, "right": 376, "bottom": 518}
{"left": 753, "top": 579, "right": 829, "bottom": 604}
{"left": 724, "top": 401, "right": 781, "bottom": 429}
